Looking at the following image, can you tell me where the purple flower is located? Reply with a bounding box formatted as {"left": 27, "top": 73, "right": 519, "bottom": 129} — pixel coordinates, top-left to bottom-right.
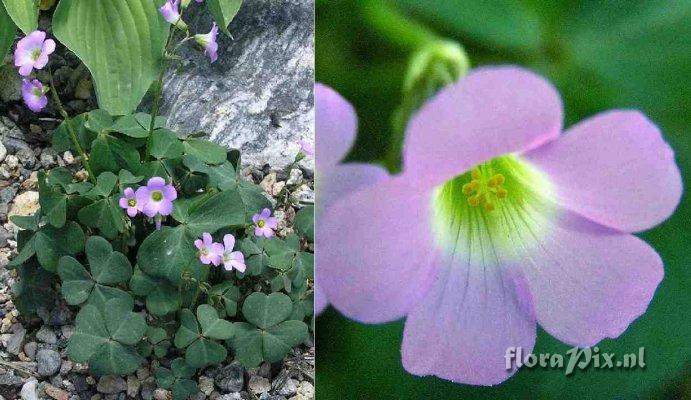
{"left": 252, "top": 208, "right": 277, "bottom": 238}
{"left": 299, "top": 139, "right": 314, "bottom": 156}
{"left": 118, "top": 187, "right": 141, "bottom": 217}
{"left": 313, "top": 84, "right": 389, "bottom": 315}
{"left": 318, "top": 67, "right": 682, "bottom": 385}
{"left": 159, "top": 0, "right": 186, "bottom": 29}
{"left": 220, "top": 234, "right": 246, "bottom": 272}
{"left": 195, "top": 232, "right": 223, "bottom": 266}
{"left": 14, "top": 31, "right": 56, "bottom": 77}
{"left": 194, "top": 23, "right": 219, "bottom": 63}
{"left": 21, "top": 79, "right": 48, "bottom": 113}
{"left": 135, "top": 177, "right": 177, "bottom": 218}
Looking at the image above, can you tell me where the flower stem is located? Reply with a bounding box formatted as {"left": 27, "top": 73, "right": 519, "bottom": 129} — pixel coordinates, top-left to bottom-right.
{"left": 48, "top": 71, "right": 96, "bottom": 184}
{"left": 360, "top": 0, "right": 438, "bottom": 51}
{"left": 144, "top": 28, "right": 176, "bottom": 161}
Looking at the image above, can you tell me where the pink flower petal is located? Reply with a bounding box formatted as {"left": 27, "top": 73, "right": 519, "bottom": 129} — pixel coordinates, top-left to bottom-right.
{"left": 318, "top": 163, "right": 388, "bottom": 219}
{"left": 403, "top": 66, "right": 563, "bottom": 188}
{"left": 319, "top": 177, "right": 439, "bottom": 323}
{"left": 315, "top": 83, "right": 357, "bottom": 170}
{"left": 314, "top": 281, "right": 327, "bottom": 315}
{"left": 223, "top": 234, "right": 235, "bottom": 251}
{"left": 520, "top": 210, "right": 664, "bottom": 347}
{"left": 525, "top": 110, "right": 682, "bottom": 233}
{"left": 402, "top": 262, "right": 536, "bottom": 385}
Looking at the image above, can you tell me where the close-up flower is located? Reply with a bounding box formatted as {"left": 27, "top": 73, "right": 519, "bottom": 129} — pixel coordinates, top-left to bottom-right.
{"left": 252, "top": 208, "right": 278, "bottom": 238}
{"left": 14, "top": 30, "right": 56, "bottom": 77}
{"left": 299, "top": 139, "right": 315, "bottom": 156}
{"left": 195, "top": 232, "right": 224, "bottom": 266}
{"left": 194, "top": 23, "right": 219, "bottom": 63}
{"left": 318, "top": 66, "right": 682, "bottom": 385}
{"left": 159, "top": 0, "right": 186, "bottom": 30}
{"left": 135, "top": 177, "right": 177, "bottom": 218}
{"left": 118, "top": 187, "right": 141, "bottom": 217}
{"left": 221, "top": 234, "right": 246, "bottom": 272}
{"left": 21, "top": 79, "right": 49, "bottom": 113}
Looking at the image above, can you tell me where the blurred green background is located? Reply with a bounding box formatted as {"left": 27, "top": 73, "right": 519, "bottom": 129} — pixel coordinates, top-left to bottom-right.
{"left": 315, "top": 0, "right": 691, "bottom": 399}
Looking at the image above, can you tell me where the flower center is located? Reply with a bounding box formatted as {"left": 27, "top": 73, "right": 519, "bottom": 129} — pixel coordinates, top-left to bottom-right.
{"left": 31, "top": 48, "right": 41, "bottom": 61}
{"left": 151, "top": 191, "right": 163, "bottom": 201}
{"left": 200, "top": 247, "right": 209, "bottom": 256}
{"left": 257, "top": 220, "right": 266, "bottom": 228}
{"left": 127, "top": 199, "right": 136, "bottom": 207}
{"left": 32, "top": 87, "right": 42, "bottom": 96}
{"left": 431, "top": 155, "right": 555, "bottom": 255}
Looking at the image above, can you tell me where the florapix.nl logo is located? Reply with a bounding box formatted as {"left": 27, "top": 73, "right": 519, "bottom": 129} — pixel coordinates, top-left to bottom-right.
{"left": 505, "top": 347, "right": 646, "bottom": 376}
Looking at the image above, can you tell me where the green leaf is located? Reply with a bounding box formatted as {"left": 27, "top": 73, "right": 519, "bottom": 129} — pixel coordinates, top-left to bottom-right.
{"left": 137, "top": 226, "right": 198, "bottom": 285}
{"left": 183, "top": 139, "right": 227, "bottom": 165}
{"left": 185, "top": 338, "right": 227, "bottom": 368}
{"left": 294, "top": 206, "right": 314, "bottom": 242}
{"left": 13, "top": 261, "right": 56, "bottom": 316}
{"left": 38, "top": 172, "right": 67, "bottom": 228}
{"left": 52, "top": 114, "right": 96, "bottom": 153}
{"left": 155, "top": 367, "right": 175, "bottom": 389}
{"left": 68, "top": 300, "right": 144, "bottom": 376}
{"left": 173, "top": 309, "right": 199, "bottom": 349}
{"left": 172, "top": 379, "right": 198, "bottom": 400}
{"left": 77, "top": 197, "right": 125, "bottom": 239}
{"left": 185, "top": 189, "right": 246, "bottom": 235}
{"left": 129, "top": 268, "right": 182, "bottom": 316}
{"left": 85, "top": 236, "right": 132, "bottom": 285}
{"left": 86, "top": 172, "right": 118, "bottom": 198}
{"left": 7, "top": 233, "right": 36, "bottom": 269}
{"left": 90, "top": 135, "right": 141, "bottom": 176}
{"left": 84, "top": 110, "right": 114, "bottom": 134}
{"left": 262, "top": 320, "right": 308, "bottom": 362}
{"left": 170, "top": 358, "right": 195, "bottom": 379}
{"left": 242, "top": 292, "right": 293, "bottom": 330}
{"left": 10, "top": 213, "right": 39, "bottom": 231}
{"left": 135, "top": 113, "right": 166, "bottom": 130}
{"left": 228, "top": 322, "right": 263, "bottom": 368}
{"left": 57, "top": 256, "right": 94, "bottom": 305}
{"left": 118, "top": 169, "right": 144, "bottom": 186}
{"left": 52, "top": 0, "right": 170, "bottom": 115}
{"left": 196, "top": 304, "right": 234, "bottom": 340}
{"left": 111, "top": 114, "right": 150, "bottom": 138}
{"left": 1, "top": 0, "right": 38, "bottom": 34}
{"left": 0, "top": 8, "right": 16, "bottom": 66}
{"left": 88, "top": 285, "right": 133, "bottom": 312}
{"left": 151, "top": 129, "right": 184, "bottom": 159}
{"left": 210, "top": 282, "right": 240, "bottom": 317}
{"left": 206, "top": 0, "right": 242, "bottom": 36}
{"left": 34, "top": 222, "right": 85, "bottom": 272}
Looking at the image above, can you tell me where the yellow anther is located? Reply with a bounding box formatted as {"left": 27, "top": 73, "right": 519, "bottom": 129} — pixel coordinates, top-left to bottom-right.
{"left": 488, "top": 174, "right": 505, "bottom": 188}
{"left": 496, "top": 187, "right": 508, "bottom": 198}
{"left": 467, "top": 195, "right": 480, "bottom": 207}
{"left": 484, "top": 202, "right": 495, "bottom": 212}
{"left": 471, "top": 168, "right": 481, "bottom": 181}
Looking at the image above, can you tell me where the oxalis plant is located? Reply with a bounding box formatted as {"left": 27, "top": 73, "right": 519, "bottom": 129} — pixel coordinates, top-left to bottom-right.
{"left": 2, "top": 0, "right": 314, "bottom": 397}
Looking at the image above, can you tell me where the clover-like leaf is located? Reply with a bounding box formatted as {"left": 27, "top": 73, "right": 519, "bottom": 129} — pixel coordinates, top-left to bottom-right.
{"left": 210, "top": 282, "right": 240, "bottom": 317}
{"left": 182, "top": 138, "right": 227, "bottom": 165}
{"left": 86, "top": 172, "right": 118, "bottom": 198}
{"left": 78, "top": 196, "right": 125, "bottom": 239}
{"left": 294, "top": 206, "right": 314, "bottom": 242}
{"left": 111, "top": 114, "right": 150, "bottom": 138}
{"left": 155, "top": 358, "right": 198, "bottom": 400}
{"left": 129, "top": 267, "right": 182, "bottom": 316}
{"left": 38, "top": 171, "right": 67, "bottom": 228}
{"left": 242, "top": 292, "right": 293, "bottom": 330}
{"left": 173, "top": 308, "right": 231, "bottom": 368}
{"left": 151, "top": 128, "right": 184, "bottom": 159}
{"left": 207, "top": 0, "right": 242, "bottom": 36}
{"left": 137, "top": 226, "right": 198, "bottom": 285}
{"left": 34, "top": 222, "right": 85, "bottom": 272}
{"left": 67, "top": 298, "right": 145, "bottom": 376}
{"left": 90, "top": 134, "right": 141, "bottom": 176}
{"left": 229, "top": 320, "right": 308, "bottom": 368}
{"left": 13, "top": 261, "right": 56, "bottom": 316}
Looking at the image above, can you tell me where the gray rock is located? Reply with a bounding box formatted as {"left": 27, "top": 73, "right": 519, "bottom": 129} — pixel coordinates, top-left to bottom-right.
{"left": 15, "top": 148, "right": 36, "bottom": 169}
{"left": 20, "top": 378, "right": 39, "bottom": 400}
{"left": 7, "top": 326, "right": 26, "bottom": 355}
{"left": 24, "top": 341, "right": 37, "bottom": 359}
{"left": 286, "top": 168, "right": 303, "bottom": 186}
{"left": 0, "top": 141, "right": 6, "bottom": 163}
{"left": 140, "top": 378, "right": 156, "bottom": 400}
{"left": 217, "top": 394, "right": 245, "bottom": 400}
{"left": 276, "top": 378, "right": 297, "bottom": 397}
{"left": 0, "top": 226, "right": 12, "bottom": 247}
{"left": 198, "top": 376, "right": 214, "bottom": 396}
{"left": 259, "top": 395, "right": 286, "bottom": 400}
{"left": 214, "top": 362, "right": 244, "bottom": 393}
{"left": 36, "top": 325, "right": 58, "bottom": 344}
{"left": 247, "top": 376, "right": 270, "bottom": 395}
{"left": 36, "top": 349, "right": 61, "bottom": 376}
{"left": 0, "top": 185, "right": 18, "bottom": 204}
{"left": 159, "top": 0, "right": 314, "bottom": 169}
{"left": 126, "top": 376, "right": 140, "bottom": 398}
{"left": 96, "top": 376, "right": 127, "bottom": 394}
{"left": 153, "top": 388, "right": 171, "bottom": 400}
{"left": 0, "top": 372, "right": 24, "bottom": 386}
{"left": 0, "top": 117, "right": 30, "bottom": 155}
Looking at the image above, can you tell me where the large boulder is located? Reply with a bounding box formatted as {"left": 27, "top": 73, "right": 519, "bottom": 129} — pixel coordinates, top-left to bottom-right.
{"left": 160, "top": 0, "right": 314, "bottom": 168}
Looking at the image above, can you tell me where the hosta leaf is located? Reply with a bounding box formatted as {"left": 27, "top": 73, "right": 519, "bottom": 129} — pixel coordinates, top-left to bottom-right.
{"left": 90, "top": 135, "right": 141, "bottom": 176}
{"left": 206, "top": 0, "right": 242, "bottom": 36}
{"left": 196, "top": 304, "right": 234, "bottom": 340}
{"left": 57, "top": 256, "right": 94, "bottom": 305}
{"left": 52, "top": 0, "right": 170, "bottom": 115}
{"left": 77, "top": 197, "right": 125, "bottom": 239}
{"left": 242, "top": 292, "right": 293, "bottom": 330}
{"left": 1, "top": 0, "right": 38, "bottom": 34}
{"left": 151, "top": 128, "right": 184, "bottom": 159}
{"left": 85, "top": 236, "right": 132, "bottom": 285}
{"left": 185, "top": 337, "right": 227, "bottom": 368}
{"left": 0, "top": 7, "right": 15, "bottom": 62}
{"left": 34, "top": 222, "right": 85, "bottom": 272}
{"left": 182, "top": 138, "right": 227, "bottom": 165}
{"left": 137, "top": 225, "right": 198, "bottom": 285}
